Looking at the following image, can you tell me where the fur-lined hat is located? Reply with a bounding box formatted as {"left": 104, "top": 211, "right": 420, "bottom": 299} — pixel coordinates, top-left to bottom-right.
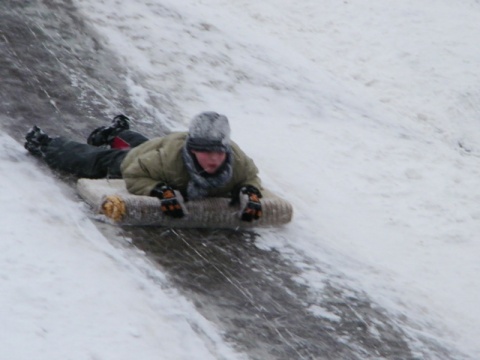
{"left": 186, "top": 112, "right": 231, "bottom": 152}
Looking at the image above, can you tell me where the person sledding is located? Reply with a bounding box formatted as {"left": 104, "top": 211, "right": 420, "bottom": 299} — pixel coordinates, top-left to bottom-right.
{"left": 24, "top": 112, "right": 263, "bottom": 222}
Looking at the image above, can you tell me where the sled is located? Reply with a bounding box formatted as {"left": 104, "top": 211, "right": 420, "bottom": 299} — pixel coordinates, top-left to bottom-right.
{"left": 77, "top": 179, "right": 293, "bottom": 229}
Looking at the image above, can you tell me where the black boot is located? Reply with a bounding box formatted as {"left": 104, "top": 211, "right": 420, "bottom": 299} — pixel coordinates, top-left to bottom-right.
{"left": 87, "top": 114, "right": 131, "bottom": 147}
{"left": 25, "top": 126, "right": 52, "bottom": 156}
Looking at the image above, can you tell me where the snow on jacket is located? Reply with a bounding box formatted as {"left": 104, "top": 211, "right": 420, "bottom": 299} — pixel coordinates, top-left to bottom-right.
{"left": 120, "top": 132, "right": 262, "bottom": 198}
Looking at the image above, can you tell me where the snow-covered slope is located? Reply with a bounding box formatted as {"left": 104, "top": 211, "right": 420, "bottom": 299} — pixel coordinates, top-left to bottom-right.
{"left": 0, "top": 133, "right": 245, "bottom": 359}
{"left": 72, "top": 0, "right": 480, "bottom": 355}
{"left": 2, "top": 0, "right": 479, "bottom": 358}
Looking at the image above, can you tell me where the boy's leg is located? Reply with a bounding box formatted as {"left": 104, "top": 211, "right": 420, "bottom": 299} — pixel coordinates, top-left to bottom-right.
{"left": 114, "top": 130, "right": 149, "bottom": 148}
{"left": 87, "top": 114, "right": 149, "bottom": 149}
{"left": 87, "top": 114, "right": 131, "bottom": 147}
{"left": 41, "top": 137, "right": 128, "bottom": 178}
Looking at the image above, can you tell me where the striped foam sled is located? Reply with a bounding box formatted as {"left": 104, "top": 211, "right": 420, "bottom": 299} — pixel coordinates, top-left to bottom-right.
{"left": 77, "top": 179, "right": 293, "bottom": 229}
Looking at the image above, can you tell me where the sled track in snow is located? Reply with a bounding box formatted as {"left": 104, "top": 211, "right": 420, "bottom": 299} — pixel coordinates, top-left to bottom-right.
{"left": 0, "top": 1, "right": 464, "bottom": 359}
{"left": 126, "top": 227, "right": 416, "bottom": 360}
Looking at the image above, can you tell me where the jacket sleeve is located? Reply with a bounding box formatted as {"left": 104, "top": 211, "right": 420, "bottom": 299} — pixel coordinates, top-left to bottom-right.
{"left": 121, "top": 154, "right": 161, "bottom": 196}
{"left": 231, "top": 142, "right": 263, "bottom": 192}
{"left": 120, "top": 139, "right": 169, "bottom": 196}
{"left": 120, "top": 133, "right": 190, "bottom": 196}
{"left": 240, "top": 155, "right": 262, "bottom": 191}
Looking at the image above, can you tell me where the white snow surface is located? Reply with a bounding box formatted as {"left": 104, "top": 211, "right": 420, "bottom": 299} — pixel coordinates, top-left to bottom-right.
{"left": 3, "top": 0, "right": 480, "bottom": 358}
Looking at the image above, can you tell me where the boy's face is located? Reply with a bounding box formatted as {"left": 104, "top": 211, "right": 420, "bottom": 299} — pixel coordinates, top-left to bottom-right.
{"left": 191, "top": 150, "right": 227, "bottom": 174}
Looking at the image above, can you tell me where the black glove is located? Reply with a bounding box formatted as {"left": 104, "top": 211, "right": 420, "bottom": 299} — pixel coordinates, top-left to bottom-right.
{"left": 150, "top": 184, "right": 185, "bottom": 218}
{"left": 238, "top": 185, "right": 262, "bottom": 222}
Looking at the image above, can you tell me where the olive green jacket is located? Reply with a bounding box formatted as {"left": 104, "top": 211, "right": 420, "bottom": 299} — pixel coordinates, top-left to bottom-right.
{"left": 120, "top": 132, "right": 262, "bottom": 197}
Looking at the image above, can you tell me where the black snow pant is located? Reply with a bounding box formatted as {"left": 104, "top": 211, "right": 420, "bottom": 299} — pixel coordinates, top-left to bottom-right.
{"left": 41, "top": 130, "right": 148, "bottom": 179}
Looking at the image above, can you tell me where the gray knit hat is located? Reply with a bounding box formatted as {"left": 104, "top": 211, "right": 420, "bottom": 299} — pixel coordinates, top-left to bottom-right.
{"left": 186, "top": 112, "right": 231, "bottom": 152}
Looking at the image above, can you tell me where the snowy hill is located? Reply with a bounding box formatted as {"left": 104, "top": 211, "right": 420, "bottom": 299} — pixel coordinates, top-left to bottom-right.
{"left": 2, "top": 0, "right": 480, "bottom": 358}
